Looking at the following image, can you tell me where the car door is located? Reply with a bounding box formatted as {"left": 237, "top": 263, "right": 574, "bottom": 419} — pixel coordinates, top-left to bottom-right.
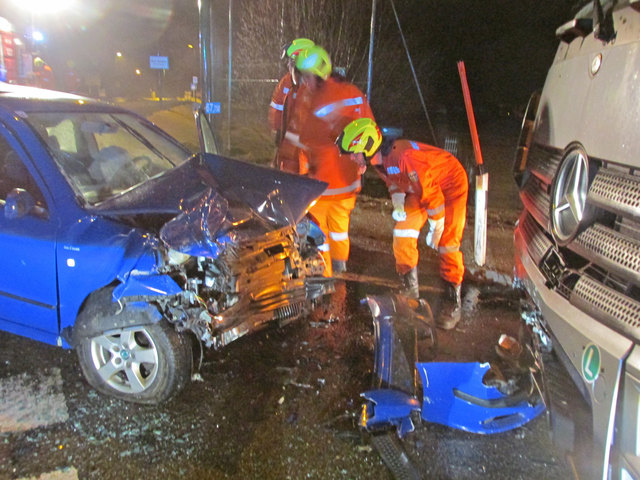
{"left": 0, "top": 127, "right": 59, "bottom": 342}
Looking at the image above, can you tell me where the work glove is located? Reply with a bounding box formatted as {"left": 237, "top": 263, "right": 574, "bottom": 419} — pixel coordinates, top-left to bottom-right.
{"left": 391, "top": 192, "right": 406, "bottom": 222}
{"left": 425, "top": 217, "right": 444, "bottom": 250}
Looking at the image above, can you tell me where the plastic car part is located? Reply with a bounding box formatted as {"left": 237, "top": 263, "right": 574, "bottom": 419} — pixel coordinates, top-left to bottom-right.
{"left": 417, "top": 362, "right": 545, "bottom": 434}
{"left": 361, "top": 389, "right": 420, "bottom": 437}
{"left": 364, "top": 293, "right": 436, "bottom": 393}
{"left": 361, "top": 293, "right": 545, "bottom": 437}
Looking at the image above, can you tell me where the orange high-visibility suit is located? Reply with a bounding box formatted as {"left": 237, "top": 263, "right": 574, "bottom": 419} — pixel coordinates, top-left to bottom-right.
{"left": 268, "top": 72, "right": 305, "bottom": 173}
{"left": 295, "top": 75, "right": 375, "bottom": 276}
{"left": 34, "top": 64, "right": 55, "bottom": 90}
{"left": 379, "top": 140, "right": 468, "bottom": 285}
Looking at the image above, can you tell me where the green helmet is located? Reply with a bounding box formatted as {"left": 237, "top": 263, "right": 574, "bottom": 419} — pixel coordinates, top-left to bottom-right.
{"left": 281, "top": 38, "right": 315, "bottom": 60}
{"left": 295, "top": 46, "right": 332, "bottom": 81}
{"left": 337, "top": 118, "right": 382, "bottom": 158}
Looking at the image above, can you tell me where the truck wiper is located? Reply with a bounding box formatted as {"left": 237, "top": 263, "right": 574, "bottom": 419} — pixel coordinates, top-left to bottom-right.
{"left": 593, "top": 0, "right": 616, "bottom": 43}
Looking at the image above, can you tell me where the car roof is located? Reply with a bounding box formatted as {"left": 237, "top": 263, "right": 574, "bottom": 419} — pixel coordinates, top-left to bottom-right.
{"left": 0, "top": 82, "right": 127, "bottom": 114}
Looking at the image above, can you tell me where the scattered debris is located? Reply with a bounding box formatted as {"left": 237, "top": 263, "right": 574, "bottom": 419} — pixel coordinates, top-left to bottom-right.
{"left": 309, "top": 322, "right": 330, "bottom": 329}
{"left": 496, "top": 334, "right": 523, "bottom": 360}
{"left": 285, "top": 380, "right": 312, "bottom": 389}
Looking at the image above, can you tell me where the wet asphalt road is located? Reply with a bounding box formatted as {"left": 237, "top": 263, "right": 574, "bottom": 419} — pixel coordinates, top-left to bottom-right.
{"left": 0, "top": 266, "right": 573, "bottom": 480}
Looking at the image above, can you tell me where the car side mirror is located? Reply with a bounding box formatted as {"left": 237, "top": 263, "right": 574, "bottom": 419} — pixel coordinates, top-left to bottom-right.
{"left": 5, "top": 188, "right": 36, "bottom": 219}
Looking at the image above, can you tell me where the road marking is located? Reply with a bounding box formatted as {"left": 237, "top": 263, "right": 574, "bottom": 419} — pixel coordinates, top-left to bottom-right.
{"left": 0, "top": 368, "right": 69, "bottom": 432}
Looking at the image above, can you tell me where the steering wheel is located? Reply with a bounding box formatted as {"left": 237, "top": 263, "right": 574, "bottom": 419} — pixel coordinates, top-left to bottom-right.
{"left": 132, "top": 155, "right": 153, "bottom": 176}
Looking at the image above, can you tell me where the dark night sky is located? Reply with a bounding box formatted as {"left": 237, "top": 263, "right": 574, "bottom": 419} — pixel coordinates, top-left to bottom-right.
{"left": 368, "top": 0, "right": 579, "bottom": 120}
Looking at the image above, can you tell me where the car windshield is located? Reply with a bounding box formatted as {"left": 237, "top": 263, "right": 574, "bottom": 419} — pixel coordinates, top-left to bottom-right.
{"left": 25, "top": 111, "right": 192, "bottom": 205}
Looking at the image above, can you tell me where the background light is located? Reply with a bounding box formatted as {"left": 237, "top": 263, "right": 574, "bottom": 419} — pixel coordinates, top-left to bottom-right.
{"left": 0, "top": 17, "right": 13, "bottom": 32}
{"left": 11, "top": 0, "right": 74, "bottom": 15}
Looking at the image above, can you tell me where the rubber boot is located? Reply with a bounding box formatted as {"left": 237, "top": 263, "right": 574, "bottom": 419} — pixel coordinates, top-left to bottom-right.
{"left": 332, "top": 259, "right": 347, "bottom": 274}
{"left": 436, "top": 282, "right": 462, "bottom": 330}
{"left": 399, "top": 267, "right": 419, "bottom": 299}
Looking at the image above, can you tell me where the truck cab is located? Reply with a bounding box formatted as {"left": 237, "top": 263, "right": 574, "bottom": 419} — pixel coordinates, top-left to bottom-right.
{"left": 513, "top": 1, "right": 640, "bottom": 478}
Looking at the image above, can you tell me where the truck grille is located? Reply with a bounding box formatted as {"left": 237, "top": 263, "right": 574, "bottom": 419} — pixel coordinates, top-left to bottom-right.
{"left": 589, "top": 170, "right": 640, "bottom": 219}
{"left": 571, "top": 276, "right": 640, "bottom": 339}
{"left": 518, "top": 143, "right": 640, "bottom": 341}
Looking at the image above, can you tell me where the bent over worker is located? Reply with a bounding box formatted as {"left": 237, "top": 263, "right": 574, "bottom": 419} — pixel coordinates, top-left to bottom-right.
{"left": 373, "top": 137, "right": 468, "bottom": 330}
{"left": 293, "top": 46, "right": 377, "bottom": 277}
{"left": 268, "top": 37, "right": 314, "bottom": 173}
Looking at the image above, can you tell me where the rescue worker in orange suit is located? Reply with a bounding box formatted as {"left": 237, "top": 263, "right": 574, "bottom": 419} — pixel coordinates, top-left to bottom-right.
{"left": 349, "top": 126, "right": 468, "bottom": 329}
{"left": 33, "top": 57, "right": 55, "bottom": 90}
{"left": 268, "top": 38, "right": 314, "bottom": 173}
{"left": 293, "top": 46, "right": 377, "bottom": 277}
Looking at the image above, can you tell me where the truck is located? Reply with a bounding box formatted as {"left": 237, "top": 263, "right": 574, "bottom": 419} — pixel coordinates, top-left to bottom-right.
{"left": 513, "top": 1, "right": 640, "bottom": 478}
{"left": 0, "top": 16, "right": 27, "bottom": 84}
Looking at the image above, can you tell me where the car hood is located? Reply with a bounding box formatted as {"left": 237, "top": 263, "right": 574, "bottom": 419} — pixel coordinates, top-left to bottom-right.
{"left": 93, "top": 153, "right": 327, "bottom": 256}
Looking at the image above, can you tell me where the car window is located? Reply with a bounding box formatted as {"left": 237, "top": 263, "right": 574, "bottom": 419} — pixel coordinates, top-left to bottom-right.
{"left": 0, "top": 132, "right": 46, "bottom": 207}
{"left": 25, "top": 111, "right": 192, "bottom": 205}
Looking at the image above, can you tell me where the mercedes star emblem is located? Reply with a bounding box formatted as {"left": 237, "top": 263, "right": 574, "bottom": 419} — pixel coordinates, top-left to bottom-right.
{"left": 551, "top": 147, "right": 589, "bottom": 245}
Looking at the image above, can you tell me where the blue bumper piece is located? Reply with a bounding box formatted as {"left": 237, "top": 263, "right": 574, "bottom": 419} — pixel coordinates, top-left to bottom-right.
{"left": 418, "top": 362, "right": 545, "bottom": 434}
{"left": 361, "top": 293, "right": 545, "bottom": 437}
{"left": 361, "top": 389, "right": 421, "bottom": 437}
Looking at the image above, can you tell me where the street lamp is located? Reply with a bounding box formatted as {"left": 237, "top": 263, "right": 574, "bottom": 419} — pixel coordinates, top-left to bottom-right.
{"left": 11, "top": 0, "right": 74, "bottom": 15}
{"left": 11, "top": 0, "right": 74, "bottom": 58}
{"left": 32, "top": 30, "right": 44, "bottom": 43}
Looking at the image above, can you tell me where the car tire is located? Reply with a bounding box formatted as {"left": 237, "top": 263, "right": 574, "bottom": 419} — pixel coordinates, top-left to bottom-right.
{"left": 75, "top": 300, "right": 192, "bottom": 405}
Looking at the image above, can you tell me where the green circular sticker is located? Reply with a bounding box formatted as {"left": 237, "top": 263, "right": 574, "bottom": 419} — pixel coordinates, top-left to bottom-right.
{"left": 582, "top": 343, "right": 601, "bottom": 383}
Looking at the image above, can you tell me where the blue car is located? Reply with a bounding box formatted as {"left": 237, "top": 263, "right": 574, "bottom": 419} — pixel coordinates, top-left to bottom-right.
{"left": 0, "top": 83, "right": 330, "bottom": 404}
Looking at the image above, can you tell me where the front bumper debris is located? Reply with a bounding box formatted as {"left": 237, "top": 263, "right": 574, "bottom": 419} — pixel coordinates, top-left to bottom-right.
{"left": 360, "top": 293, "right": 545, "bottom": 437}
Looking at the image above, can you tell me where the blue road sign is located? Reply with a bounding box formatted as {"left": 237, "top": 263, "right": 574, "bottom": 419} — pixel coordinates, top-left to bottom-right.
{"left": 205, "top": 102, "right": 221, "bottom": 114}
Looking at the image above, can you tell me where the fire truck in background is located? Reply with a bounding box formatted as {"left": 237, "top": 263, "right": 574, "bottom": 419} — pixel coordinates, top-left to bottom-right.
{"left": 0, "top": 16, "right": 28, "bottom": 85}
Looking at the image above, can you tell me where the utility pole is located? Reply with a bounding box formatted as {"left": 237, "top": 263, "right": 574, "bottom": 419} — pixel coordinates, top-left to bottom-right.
{"left": 227, "top": 0, "right": 232, "bottom": 153}
{"left": 366, "top": 0, "right": 377, "bottom": 101}
{"left": 198, "top": 0, "right": 224, "bottom": 152}
{"left": 199, "top": 0, "right": 215, "bottom": 124}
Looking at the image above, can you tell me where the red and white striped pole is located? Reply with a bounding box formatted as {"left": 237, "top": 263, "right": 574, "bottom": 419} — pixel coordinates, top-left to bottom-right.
{"left": 457, "top": 60, "right": 487, "bottom": 267}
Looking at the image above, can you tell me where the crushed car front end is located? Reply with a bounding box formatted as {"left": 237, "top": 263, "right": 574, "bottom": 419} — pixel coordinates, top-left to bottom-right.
{"left": 98, "top": 153, "right": 332, "bottom": 350}
{"left": 142, "top": 211, "right": 329, "bottom": 350}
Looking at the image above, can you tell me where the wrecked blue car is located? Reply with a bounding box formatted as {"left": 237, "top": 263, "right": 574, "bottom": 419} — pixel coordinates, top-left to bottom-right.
{"left": 0, "top": 83, "right": 330, "bottom": 404}
{"left": 360, "top": 294, "right": 545, "bottom": 438}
